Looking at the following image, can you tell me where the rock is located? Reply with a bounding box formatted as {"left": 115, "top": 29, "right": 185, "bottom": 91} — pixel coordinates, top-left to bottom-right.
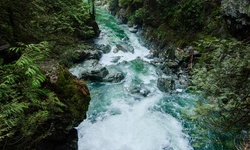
{"left": 140, "top": 89, "right": 150, "bottom": 97}
{"left": 72, "top": 50, "right": 87, "bottom": 63}
{"left": 113, "top": 48, "right": 119, "bottom": 53}
{"left": 117, "top": 8, "right": 128, "bottom": 24}
{"left": 85, "top": 50, "right": 103, "bottom": 60}
{"left": 101, "top": 45, "right": 111, "bottom": 54}
{"left": 162, "top": 66, "right": 172, "bottom": 75}
{"left": 128, "top": 84, "right": 151, "bottom": 97}
{"left": 95, "top": 44, "right": 105, "bottom": 50}
{"left": 129, "top": 28, "right": 138, "bottom": 33}
{"left": 145, "top": 54, "right": 154, "bottom": 59}
{"left": 122, "top": 36, "right": 129, "bottom": 41}
{"left": 157, "top": 77, "right": 175, "bottom": 92}
{"left": 39, "top": 60, "right": 91, "bottom": 150}
{"left": 116, "top": 43, "right": 134, "bottom": 53}
{"left": 80, "top": 59, "right": 109, "bottom": 80}
{"left": 129, "top": 87, "right": 140, "bottom": 94}
{"left": 222, "top": 0, "right": 250, "bottom": 39}
{"left": 111, "top": 56, "right": 121, "bottom": 63}
{"left": 102, "top": 71, "right": 125, "bottom": 83}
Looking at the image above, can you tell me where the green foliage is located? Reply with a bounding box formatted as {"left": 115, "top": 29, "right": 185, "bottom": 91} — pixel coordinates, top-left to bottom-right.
{"left": 0, "top": 42, "right": 66, "bottom": 149}
{"left": 0, "top": 0, "right": 95, "bottom": 56}
{"left": 191, "top": 37, "right": 250, "bottom": 148}
{"left": 172, "top": 0, "right": 204, "bottom": 30}
{"left": 0, "top": 0, "right": 94, "bottom": 149}
{"left": 118, "top": 0, "right": 133, "bottom": 7}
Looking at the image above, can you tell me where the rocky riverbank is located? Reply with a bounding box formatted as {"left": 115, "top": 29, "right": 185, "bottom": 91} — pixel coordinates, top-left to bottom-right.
{"left": 93, "top": 0, "right": 250, "bottom": 94}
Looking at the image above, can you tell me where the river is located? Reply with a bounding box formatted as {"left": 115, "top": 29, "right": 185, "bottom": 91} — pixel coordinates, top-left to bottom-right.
{"left": 70, "top": 8, "right": 218, "bottom": 150}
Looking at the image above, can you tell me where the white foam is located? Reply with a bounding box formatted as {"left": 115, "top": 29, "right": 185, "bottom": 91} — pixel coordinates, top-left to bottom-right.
{"left": 77, "top": 95, "right": 193, "bottom": 150}
{"left": 98, "top": 25, "right": 150, "bottom": 66}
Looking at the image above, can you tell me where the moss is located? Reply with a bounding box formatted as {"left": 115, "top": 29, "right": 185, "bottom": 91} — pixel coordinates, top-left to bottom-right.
{"left": 35, "top": 61, "right": 91, "bottom": 149}
{"left": 52, "top": 65, "right": 90, "bottom": 121}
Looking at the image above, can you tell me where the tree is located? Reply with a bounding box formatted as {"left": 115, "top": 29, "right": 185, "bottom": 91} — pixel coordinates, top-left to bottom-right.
{"left": 191, "top": 37, "right": 250, "bottom": 149}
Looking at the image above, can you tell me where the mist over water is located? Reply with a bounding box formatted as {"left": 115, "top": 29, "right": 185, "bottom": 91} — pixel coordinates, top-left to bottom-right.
{"left": 69, "top": 8, "right": 211, "bottom": 150}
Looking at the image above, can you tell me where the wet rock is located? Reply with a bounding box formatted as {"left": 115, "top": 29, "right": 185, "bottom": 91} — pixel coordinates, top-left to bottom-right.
{"left": 129, "top": 87, "right": 140, "bottom": 94}
{"left": 157, "top": 77, "right": 175, "bottom": 92}
{"left": 103, "top": 71, "right": 125, "bottom": 83}
{"left": 73, "top": 50, "right": 87, "bottom": 63}
{"left": 129, "top": 27, "right": 138, "bottom": 33}
{"left": 116, "top": 43, "right": 134, "bottom": 53}
{"left": 140, "top": 89, "right": 150, "bottom": 97}
{"left": 85, "top": 50, "right": 103, "bottom": 60}
{"left": 80, "top": 59, "right": 109, "bottom": 81}
{"left": 128, "top": 85, "right": 151, "bottom": 97}
{"left": 145, "top": 54, "right": 154, "bottom": 59}
{"left": 117, "top": 8, "right": 128, "bottom": 24}
{"left": 111, "top": 56, "right": 121, "bottom": 63}
{"left": 39, "top": 60, "right": 90, "bottom": 150}
{"left": 162, "top": 66, "right": 172, "bottom": 75}
{"left": 113, "top": 48, "right": 119, "bottom": 53}
{"left": 122, "top": 36, "right": 129, "bottom": 41}
{"left": 95, "top": 44, "right": 105, "bottom": 50}
{"left": 101, "top": 45, "right": 112, "bottom": 54}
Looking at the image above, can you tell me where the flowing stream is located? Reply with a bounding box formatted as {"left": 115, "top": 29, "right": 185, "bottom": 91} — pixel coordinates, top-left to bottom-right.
{"left": 70, "top": 8, "right": 217, "bottom": 150}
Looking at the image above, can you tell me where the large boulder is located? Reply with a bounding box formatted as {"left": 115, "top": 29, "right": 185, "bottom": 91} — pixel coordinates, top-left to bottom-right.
{"left": 102, "top": 71, "right": 125, "bottom": 83}
{"left": 157, "top": 77, "right": 175, "bottom": 92}
{"left": 84, "top": 50, "right": 103, "bottom": 60}
{"left": 80, "top": 59, "right": 109, "bottom": 81}
{"left": 116, "top": 43, "right": 134, "bottom": 53}
{"left": 37, "top": 60, "right": 91, "bottom": 150}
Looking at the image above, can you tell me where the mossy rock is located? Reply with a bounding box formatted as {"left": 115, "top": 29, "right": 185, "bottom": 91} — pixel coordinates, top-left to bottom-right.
{"left": 37, "top": 60, "right": 91, "bottom": 149}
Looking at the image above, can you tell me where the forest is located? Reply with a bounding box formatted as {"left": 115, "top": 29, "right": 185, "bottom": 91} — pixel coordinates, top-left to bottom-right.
{"left": 0, "top": 0, "right": 249, "bottom": 149}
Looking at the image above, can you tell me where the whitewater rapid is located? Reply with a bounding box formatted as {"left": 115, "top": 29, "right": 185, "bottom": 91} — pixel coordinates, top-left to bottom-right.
{"left": 70, "top": 8, "right": 195, "bottom": 150}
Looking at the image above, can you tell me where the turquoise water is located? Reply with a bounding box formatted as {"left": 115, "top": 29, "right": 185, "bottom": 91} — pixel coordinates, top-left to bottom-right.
{"left": 71, "top": 8, "right": 221, "bottom": 150}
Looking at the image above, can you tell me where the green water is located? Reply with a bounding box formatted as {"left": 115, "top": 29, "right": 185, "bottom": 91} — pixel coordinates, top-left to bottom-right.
{"left": 74, "top": 8, "right": 224, "bottom": 150}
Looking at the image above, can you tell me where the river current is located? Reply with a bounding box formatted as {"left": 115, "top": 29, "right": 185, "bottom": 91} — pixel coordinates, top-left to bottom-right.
{"left": 70, "top": 8, "right": 217, "bottom": 150}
